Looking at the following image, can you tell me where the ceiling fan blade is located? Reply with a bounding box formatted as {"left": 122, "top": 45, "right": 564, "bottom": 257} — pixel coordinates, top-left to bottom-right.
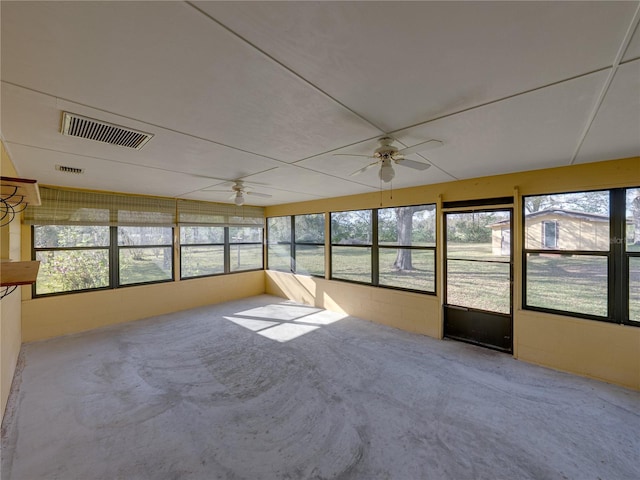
{"left": 395, "top": 158, "right": 431, "bottom": 171}
{"left": 246, "top": 191, "right": 272, "bottom": 198}
{"left": 349, "top": 161, "right": 379, "bottom": 176}
{"left": 201, "top": 189, "right": 231, "bottom": 193}
{"left": 397, "top": 139, "right": 443, "bottom": 156}
{"left": 334, "top": 153, "right": 375, "bottom": 158}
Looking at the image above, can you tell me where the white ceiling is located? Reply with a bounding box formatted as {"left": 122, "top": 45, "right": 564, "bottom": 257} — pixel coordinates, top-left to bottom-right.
{"left": 1, "top": 1, "right": 639, "bottom": 206}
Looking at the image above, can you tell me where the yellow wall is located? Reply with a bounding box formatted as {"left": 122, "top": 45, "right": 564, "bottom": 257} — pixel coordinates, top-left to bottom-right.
{"left": 21, "top": 270, "right": 265, "bottom": 342}
{"left": 1, "top": 142, "right": 23, "bottom": 419}
{"left": 265, "top": 157, "right": 640, "bottom": 390}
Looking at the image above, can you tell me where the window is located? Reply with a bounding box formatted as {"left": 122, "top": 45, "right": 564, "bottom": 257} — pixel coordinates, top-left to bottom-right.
{"left": 180, "top": 226, "right": 225, "bottom": 278}
{"left": 266, "top": 214, "right": 325, "bottom": 277}
{"left": 626, "top": 187, "right": 640, "bottom": 323}
{"left": 28, "top": 187, "right": 265, "bottom": 296}
{"left": 331, "top": 210, "right": 372, "bottom": 283}
{"left": 267, "top": 216, "right": 292, "bottom": 271}
{"left": 542, "top": 221, "right": 557, "bottom": 248}
{"left": 378, "top": 206, "right": 436, "bottom": 292}
{"left": 229, "top": 226, "right": 263, "bottom": 272}
{"left": 34, "top": 225, "right": 110, "bottom": 295}
{"left": 118, "top": 226, "right": 173, "bottom": 285}
{"left": 294, "top": 214, "right": 325, "bottom": 277}
{"left": 329, "top": 205, "right": 437, "bottom": 292}
{"left": 523, "top": 188, "right": 638, "bottom": 325}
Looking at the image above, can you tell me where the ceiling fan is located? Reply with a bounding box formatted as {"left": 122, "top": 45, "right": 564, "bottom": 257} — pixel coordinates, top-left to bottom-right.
{"left": 202, "top": 180, "right": 272, "bottom": 206}
{"left": 335, "top": 137, "right": 443, "bottom": 183}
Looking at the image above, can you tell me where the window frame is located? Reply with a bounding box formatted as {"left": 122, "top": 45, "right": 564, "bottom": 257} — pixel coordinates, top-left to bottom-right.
{"left": 32, "top": 225, "right": 175, "bottom": 297}
{"left": 522, "top": 187, "right": 638, "bottom": 327}
{"left": 377, "top": 206, "right": 437, "bottom": 294}
{"left": 228, "top": 225, "right": 264, "bottom": 274}
{"left": 179, "top": 225, "right": 226, "bottom": 280}
{"left": 329, "top": 209, "right": 373, "bottom": 285}
{"left": 329, "top": 204, "right": 437, "bottom": 294}
{"left": 117, "top": 226, "right": 174, "bottom": 287}
{"left": 266, "top": 214, "right": 326, "bottom": 277}
{"left": 293, "top": 213, "right": 326, "bottom": 278}
{"left": 32, "top": 225, "right": 112, "bottom": 296}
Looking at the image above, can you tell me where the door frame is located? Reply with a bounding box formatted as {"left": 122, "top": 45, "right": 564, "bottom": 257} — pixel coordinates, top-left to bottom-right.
{"left": 442, "top": 200, "right": 514, "bottom": 353}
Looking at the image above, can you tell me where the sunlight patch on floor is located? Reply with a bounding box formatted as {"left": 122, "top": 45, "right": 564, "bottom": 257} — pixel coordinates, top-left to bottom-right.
{"left": 225, "top": 302, "right": 347, "bottom": 342}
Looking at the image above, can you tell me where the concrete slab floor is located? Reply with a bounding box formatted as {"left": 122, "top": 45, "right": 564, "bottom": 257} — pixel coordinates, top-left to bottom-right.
{"left": 1, "top": 294, "right": 639, "bottom": 480}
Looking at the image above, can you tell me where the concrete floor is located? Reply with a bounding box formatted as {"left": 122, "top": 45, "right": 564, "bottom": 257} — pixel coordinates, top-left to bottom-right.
{"left": 2, "top": 295, "right": 639, "bottom": 480}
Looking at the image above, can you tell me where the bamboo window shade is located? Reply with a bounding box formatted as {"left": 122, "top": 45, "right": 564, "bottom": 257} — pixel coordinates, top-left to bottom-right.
{"left": 23, "top": 187, "right": 264, "bottom": 227}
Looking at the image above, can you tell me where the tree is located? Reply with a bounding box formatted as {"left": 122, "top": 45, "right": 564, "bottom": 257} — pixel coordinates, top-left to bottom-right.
{"left": 632, "top": 193, "right": 640, "bottom": 245}
{"left": 393, "top": 205, "right": 434, "bottom": 271}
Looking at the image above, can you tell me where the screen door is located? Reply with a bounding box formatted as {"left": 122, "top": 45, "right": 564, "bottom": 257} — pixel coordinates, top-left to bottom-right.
{"left": 444, "top": 209, "right": 513, "bottom": 352}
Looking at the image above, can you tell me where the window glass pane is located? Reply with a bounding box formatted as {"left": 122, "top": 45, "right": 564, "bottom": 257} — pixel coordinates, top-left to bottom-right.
{"left": 378, "top": 206, "right": 435, "bottom": 246}
{"left": 231, "top": 244, "right": 263, "bottom": 272}
{"left": 181, "top": 245, "right": 224, "bottom": 278}
{"left": 34, "top": 225, "right": 109, "bottom": 248}
{"left": 627, "top": 188, "right": 640, "bottom": 252}
{"left": 295, "top": 214, "right": 325, "bottom": 243}
{"left": 379, "top": 248, "right": 434, "bottom": 292}
{"left": 447, "top": 259, "right": 510, "bottom": 314}
{"left": 526, "top": 254, "right": 608, "bottom": 317}
{"left": 331, "top": 210, "right": 371, "bottom": 245}
{"left": 118, "top": 226, "right": 172, "bottom": 246}
{"left": 230, "top": 226, "right": 262, "bottom": 243}
{"left": 267, "top": 217, "right": 290, "bottom": 271}
{"left": 180, "top": 226, "right": 224, "bottom": 244}
{"left": 295, "top": 245, "right": 325, "bottom": 277}
{"left": 35, "top": 250, "right": 109, "bottom": 294}
{"left": 267, "top": 216, "right": 291, "bottom": 244}
{"left": 119, "top": 247, "right": 172, "bottom": 285}
{"left": 267, "top": 245, "right": 291, "bottom": 271}
{"left": 331, "top": 246, "right": 371, "bottom": 283}
{"left": 447, "top": 211, "right": 511, "bottom": 262}
{"left": 524, "top": 191, "right": 610, "bottom": 251}
{"left": 630, "top": 257, "right": 640, "bottom": 322}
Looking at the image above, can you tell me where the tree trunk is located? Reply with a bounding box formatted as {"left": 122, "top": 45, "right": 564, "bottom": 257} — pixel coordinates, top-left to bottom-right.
{"left": 393, "top": 207, "right": 415, "bottom": 270}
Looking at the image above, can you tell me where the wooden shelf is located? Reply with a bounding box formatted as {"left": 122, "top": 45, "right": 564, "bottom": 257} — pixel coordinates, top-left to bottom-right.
{"left": 1, "top": 176, "right": 41, "bottom": 206}
{"left": 0, "top": 260, "right": 40, "bottom": 287}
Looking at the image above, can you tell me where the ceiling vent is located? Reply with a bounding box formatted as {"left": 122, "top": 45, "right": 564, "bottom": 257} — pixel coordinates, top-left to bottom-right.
{"left": 55, "top": 165, "right": 84, "bottom": 174}
{"left": 61, "top": 112, "right": 153, "bottom": 149}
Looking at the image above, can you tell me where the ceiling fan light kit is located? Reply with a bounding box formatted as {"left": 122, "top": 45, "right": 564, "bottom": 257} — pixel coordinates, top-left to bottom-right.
{"left": 379, "top": 161, "right": 395, "bottom": 183}
{"left": 337, "top": 136, "right": 443, "bottom": 184}
{"left": 234, "top": 191, "right": 245, "bottom": 206}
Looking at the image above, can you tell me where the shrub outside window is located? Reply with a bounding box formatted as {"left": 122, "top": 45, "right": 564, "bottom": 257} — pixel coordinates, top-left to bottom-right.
{"left": 33, "top": 225, "right": 110, "bottom": 295}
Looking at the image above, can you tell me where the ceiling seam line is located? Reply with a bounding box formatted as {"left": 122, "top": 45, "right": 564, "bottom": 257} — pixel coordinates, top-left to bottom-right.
{"left": 385, "top": 67, "right": 615, "bottom": 138}
{"left": 2, "top": 141, "right": 283, "bottom": 180}
{"left": 185, "top": 1, "right": 386, "bottom": 135}
{"left": 570, "top": 2, "right": 640, "bottom": 165}
{"left": 1, "top": 80, "right": 290, "bottom": 166}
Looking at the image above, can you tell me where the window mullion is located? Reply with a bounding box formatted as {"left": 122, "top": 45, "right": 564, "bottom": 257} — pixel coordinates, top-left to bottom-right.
{"left": 110, "top": 226, "right": 118, "bottom": 288}
{"left": 290, "top": 216, "right": 296, "bottom": 273}
{"left": 372, "top": 209, "right": 379, "bottom": 286}
{"left": 611, "top": 189, "right": 625, "bottom": 323}
{"left": 224, "top": 227, "right": 230, "bottom": 274}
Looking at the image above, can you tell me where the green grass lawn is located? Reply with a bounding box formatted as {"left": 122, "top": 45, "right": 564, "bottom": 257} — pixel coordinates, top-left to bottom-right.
{"left": 35, "top": 242, "right": 639, "bottom": 323}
